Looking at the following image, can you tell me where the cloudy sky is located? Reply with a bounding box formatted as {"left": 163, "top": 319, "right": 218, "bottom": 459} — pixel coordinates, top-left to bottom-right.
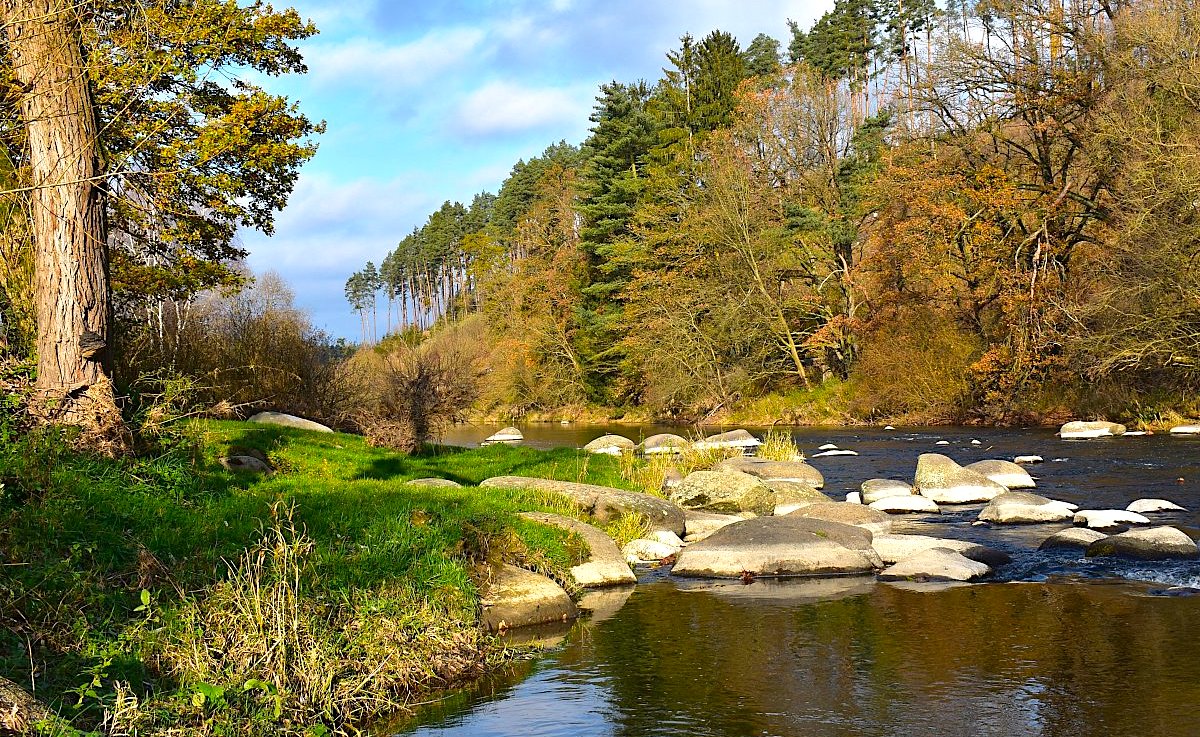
{"left": 240, "top": 0, "right": 835, "bottom": 339}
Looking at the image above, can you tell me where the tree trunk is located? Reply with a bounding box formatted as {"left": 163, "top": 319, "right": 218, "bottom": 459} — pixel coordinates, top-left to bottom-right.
{"left": 5, "top": 0, "right": 123, "bottom": 442}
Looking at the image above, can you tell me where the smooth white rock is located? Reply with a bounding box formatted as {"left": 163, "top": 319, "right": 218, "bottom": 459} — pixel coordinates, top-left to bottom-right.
{"left": 1013, "top": 455, "right": 1044, "bottom": 464}
{"left": 845, "top": 492, "right": 863, "bottom": 505}
{"left": 935, "top": 440, "right": 951, "bottom": 445}
{"left": 813, "top": 449, "right": 858, "bottom": 457}
{"left": 884, "top": 425, "right": 896, "bottom": 430}
{"left": 1126, "top": 498, "right": 1188, "bottom": 513}
{"left": 878, "top": 548, "right": 991, "bottom": 582}
{"left": 483, "top": 426, "right": 524, "bottom": 443}
{"left": 971, "top": 439, "right": 982, "bottom": 445}
{"left": 1124, "top": 431, "right": 1148, "bottom": 436}
{"left": 693, "top": 429, "right": 762, "bottom": 451}
{"left": 861, "top": 479, "right": 916, "bottom": 505}
{"left": 649, "top": 530, "right": 686, "bottom": 550}
{"left": 818, "top": 443, "right": 839, "bottom": 451}
{"left": 965, "top": 460, "right": 1037, "bottom": 490}
{"left": 1059, "top": 421, "right": 1126, "bottom": 439}
{"left": 623, "top": 539, "right": 678, "bottom": 563}
{"left": 869, "top": 496, "right": 941, "bottom": 514}
{"left": 872, "top": 534, "right": 987, "bottom": 564}
{"left": 1074, "top": 509, "right": 1151, "bottom": 529}
{"left": 248, "top": 411, "right": 333, "bottom": 433}
{"left": 1170, "top": 425, "right": 1200, "bottom": 435}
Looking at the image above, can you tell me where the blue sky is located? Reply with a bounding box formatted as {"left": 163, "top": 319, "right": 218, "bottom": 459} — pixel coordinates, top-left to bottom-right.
{"left": 240, "top": 1, "right": 836, "bottom": 339}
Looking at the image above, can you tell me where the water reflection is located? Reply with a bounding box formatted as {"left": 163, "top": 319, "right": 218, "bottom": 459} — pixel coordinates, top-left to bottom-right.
{"left": 397, "top": 578, "right": 1200, "bottom": 737}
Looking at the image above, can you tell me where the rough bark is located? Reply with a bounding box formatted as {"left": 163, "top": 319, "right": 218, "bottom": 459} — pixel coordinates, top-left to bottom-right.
{"left": 4, "top": 0, "right": 123, "bottom": 442}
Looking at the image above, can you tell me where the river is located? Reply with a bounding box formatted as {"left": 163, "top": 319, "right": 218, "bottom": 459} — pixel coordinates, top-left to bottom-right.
{"left": 396, "top": 425, "right": 1200, "bottom": 736}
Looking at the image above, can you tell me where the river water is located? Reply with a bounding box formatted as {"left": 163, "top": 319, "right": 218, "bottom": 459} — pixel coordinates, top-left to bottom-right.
{"left": 397, "top": 425, "right": 1200, "bottom": 736}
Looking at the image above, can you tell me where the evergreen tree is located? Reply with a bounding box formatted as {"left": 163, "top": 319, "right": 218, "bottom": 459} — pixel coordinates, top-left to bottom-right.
{"left": 744, "top": 33, "right": 783, "bottom": 76}
{"left": 693, "top": 30, "right": 749, "bottom": 132}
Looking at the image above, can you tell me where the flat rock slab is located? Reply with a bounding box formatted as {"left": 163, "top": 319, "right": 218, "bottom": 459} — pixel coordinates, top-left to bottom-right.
{"left": 978, "top": 492, "right": 1075, "bottom": 524}
{"left": 714, "top": 457, "right": 825, "bottom": 489}
{"left": 404, "top": 477, "right": 462, "bottom": 489}
{"left": 1086, "top": 526, "right": 1200, "bottom": 560}
{"left": 914, "top": 453, "right": 1007, "bottom": 504}
{"left": 480, "top": 564, "right": 577, "bottom": 632}
{"left": 1169, "top": 425, "right": 1200, "bottom": 435}
{"left": 519, "top": 512, "right": 636, "bottom": 587}
{"left": 482, "top": 477, "right": 685, "bottom": 536}
{"left": 871, "top": 534, "right": 1008, "bottom": 566}
{"left": 248, "top": 411, "right": 333, "bottom": 433}
{"left": 583, "top": 434, "right": 636, "bottom": 455}
{"left": 1060, "top": 421, "right": 1126, "bottom": 439}
{"left": 1039, "top": 527, "right": 1108, "bottom": 551}
{"left": 683, "top": 510, "right": 744, "bottom": 541}
{"left": 861, "top": 479, "right": 914, "bottom": 504}
{"left": 869, "top": 496, "right": 941, "bottom": 514}
{"left": 671, "top": 516, "right": 880, "bottom": 579}
{"left": 767, "top": 480, "right": 830, "bottom": 514}
{"left": 878, "top": 548, "right": 991, "bottom": 582}
{"left": 670, "top": 470, "right": 775, "bottom": 516}
{"left": 786, "top": 502, "right": 893, "bottom": 535}
{"left": 1074, "top": 509, "right": 1151, "bottom": 529}
{"left": 1127, "top": 498, "right": 1188, "bottom": 513}
{"left": 965, "top": 460, "right": 1036, "bottom": 489}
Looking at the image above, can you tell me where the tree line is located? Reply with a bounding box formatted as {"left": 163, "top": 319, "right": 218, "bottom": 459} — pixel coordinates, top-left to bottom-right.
{"left": 350, "top": 0, "right": 1200, "bottom": 424}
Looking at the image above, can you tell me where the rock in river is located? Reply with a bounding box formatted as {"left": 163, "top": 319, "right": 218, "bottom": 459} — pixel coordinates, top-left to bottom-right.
{"left": 693, "top": 429, "right": 762, "bottom": 451}
{"left": 623, "top": 539, "right": 679, "bottom": 563}
{"left": 872, "top": 534, "right": 1007, "bottom": 566}
{"left": 878, "top": 548, "right": 991, "bottom": 582}
{"left": 519, "top": 512, "right": 636, "bottom": 587}
{"left": 1169, "top": 425, "right": 1200, "bottom": 435}
{"left": 766, "top": 480, "right": 829, "bottom": 515}
{"left": 1127, "top": 498, "right": 1188, "bottom": 513}
{"left": 978, "top": 492, "right": 1075, "bottom": 524}
{"left": 482, "top": 426, "right": 524, "bottom": 444}
{"left": 914, "top": 453, "right": 1007, "bottom": 504}
{"left": 785, "top": 502, "right": 893, "bottom": 535}
{"left": 965, "top": 460, "right": 1036, "bottom": 489}
{"left": 1086, "top": 526, "right": 1200, "bottom": 560}
{"left": 481, "top": 477, "right": 685, "bottom": 536}
{"left": 715, "top": 456, "right": 825, "bottom": 488}
{"left": 869, "top": 495, "right": 941, "bottom": 515}
{"left": 641, "top": 433, "right": 690, "bottom": 455}
{"left": 1059, "top": 420, "right": 1126, "bottom": 439}
{"left": 1074, "top": 509, "right": 1151, "bottom": 530}
{"left": 671, "top": 516, "right": 880, "bottom": 579}
{"left": 480, "top": 564, "right": 577, "bottom": 631}
{"left": 861, "top": 479, "right": 915, "bottom": 505}
{"left": 583, "top": 434, "right": 635, "bottom": 455}
{"left": 248, "top": 411, "right": 333, "bottom": 433}
{"left": 670, "top": 470, "right": 775, "bottom": 516}
{"left": 684, "top": 510, "right": 744, "bottom": 541}
{"left": 1038, "top": 528, "right": 1108, "bottom": 551}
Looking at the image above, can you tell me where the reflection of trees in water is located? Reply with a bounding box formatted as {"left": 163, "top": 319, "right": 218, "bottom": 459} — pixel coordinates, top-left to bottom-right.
{"left": 586, "top": 582, "right": 1200, "bottom": 737}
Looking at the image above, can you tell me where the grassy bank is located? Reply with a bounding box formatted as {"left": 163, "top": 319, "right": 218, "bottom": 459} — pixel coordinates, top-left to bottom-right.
{"left": 0, "top": 420, "right": 635, "bottom": 736}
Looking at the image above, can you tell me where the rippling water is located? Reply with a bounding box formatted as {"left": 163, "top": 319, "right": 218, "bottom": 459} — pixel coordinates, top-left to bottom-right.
{"left": 399, "top": 425, "right": 1200, "bottom": 736}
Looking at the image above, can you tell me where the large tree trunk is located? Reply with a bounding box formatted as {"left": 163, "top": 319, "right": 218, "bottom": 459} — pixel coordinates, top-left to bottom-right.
{"left": 4, "top": 0, "right": 123, "bottom": 443}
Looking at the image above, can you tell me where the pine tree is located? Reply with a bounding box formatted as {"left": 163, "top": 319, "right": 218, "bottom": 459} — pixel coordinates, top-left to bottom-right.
{"left": 744, "top": 33, "right": 783, "bottom": 77}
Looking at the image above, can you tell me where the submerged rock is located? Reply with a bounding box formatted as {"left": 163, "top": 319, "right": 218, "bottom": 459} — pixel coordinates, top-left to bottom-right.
{"left": 641, "top": 433, "right": 690, "bottom": 455}
{"left": 670, "top": 470, "right": 775, "bottom": 516}
{"left": 1127, "top": 498, "right": 1188, "bottom": 513}
{"left": 248, "top": 411, "right": 332, "bottom": 433}
{"left": 978, "top": 492, "right": 1075, "bottom": 524}
{"left": 480, "top": 564, "right": 577, "bottom": 631}
{"left": 869, "top": 495, "right": 940, "bottom": 514}
{"left": 715, "top": 457, "right": 825, "bottom": 488}
{"left": 861, "top": 479, "right": 914, "bottom": 505}
{"left": 1086, "top": 526, "right": 1200, "bottom": 560}
{"left": 785, "top": 502, "right": 893, "bottom": 535}
{"left": 1038, "top": 527, "right": 1108, "bottom": 551}
{"left": 1059, "top": 421, "right": 1126, "bottom": 439}
{"left": 583, "top": 434, "right": 635, "bottom": 455}
{"left": 965, "top": 460, "right": 1036, "bottom": 489}
{"left": 481, "top": 477, "right": 686, "bottom": 536}
{"left": 1074, "top": 509, "right": 1151, "bottom": 530}
{"left": 914, "top": 453, "right": 1007, "bottom": 504}
{"left": 671, "top": 517, "right": 880, "bottom": 579}
{"left": 878, "top": 548, "right": 991, "bottom": 582}
{"left": 519, "top": 512, "right": 636, "bottom": 587}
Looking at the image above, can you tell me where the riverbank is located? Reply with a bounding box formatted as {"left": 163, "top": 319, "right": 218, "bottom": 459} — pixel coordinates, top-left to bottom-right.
{"left": 0, "top": 420, "right": 640, "bottom": 736}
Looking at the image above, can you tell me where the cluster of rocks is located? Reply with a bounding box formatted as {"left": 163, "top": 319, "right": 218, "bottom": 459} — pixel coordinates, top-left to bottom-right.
{"left": 1059, "top": 419, "right": 1200, "bottom": 438}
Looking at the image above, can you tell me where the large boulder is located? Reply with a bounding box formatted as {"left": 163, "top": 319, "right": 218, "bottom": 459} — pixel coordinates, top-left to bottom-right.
{"left": 1074, "top": 509, "right": 1151, "bottom": 530}
{"left": 1059, "top": 420, "right": 1126, "bottom": 439}
{"left": 914, "top": 453, "right": 1007, "bottom": 504}
{"left": 519, "top": 513, "right": 636, "bottom": 587}
{"left": 683, "top": 510, "right": 744, "bottom": 541}
{"left": 785, "top": 502, "right": 893, "bottom": 535}
{"left": 482, "top": 426, "right": 524, "bottom": 444}
{"left": 693, "top": 429, "right": 762, "bottom": 451}
{"left": 714, "top": 456, "right": 825, "bottom": 489}
{"left": 1169, "top": 425, "right": 1200, "bottom": 435}
{"left": 878, "top": 548, "right": 991, "bottom": 582}
{"left": 642, "top": 433, "right": 690, "bottom": 455}
{"left": 861, "top": 479, "right": 914, "bottom": 505}
{"left": 1086, "top": 526, "right": 1200, "bottom": 560}
{"left": 1127, "top": 498, "right": 1188, "bottom": 513}
{"left": 965, "top": 460, "right": 1036, "bottom": 489}
{"left": 869, "top": 495, "right": 941, "bottom": 515}
{"left": 480, "top": 564, "right": 577, "bottom": 631}
{"left": 978, "top": 492, "right": 1075, "bottom": 524}
{"left": 1038, "top": 527, "right": 1108, "bottom": 551}
{"left": 583, "top": 434, "right": 635, "bottom": 455}
{"left": 248, "top": 411, "right": 332, "bottom": 433}
{"left": 671, "top": 517, "right": 880, "bottom": 579}
{"left": 765, "top": 480, "right": 830, "bottom": 515}
{"left": 480, "top": 477, "right": 685, "bottom": 536}
{"left": 670, "top": 471, "right": 775, "bottom": 516}
{"left": 872, "top": 534, "right": 1006, "bottom": 566}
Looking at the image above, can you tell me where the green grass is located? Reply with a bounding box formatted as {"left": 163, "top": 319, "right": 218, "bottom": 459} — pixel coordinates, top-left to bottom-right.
{"left": 0, "top": 420, "right": 637, "bottom": 736}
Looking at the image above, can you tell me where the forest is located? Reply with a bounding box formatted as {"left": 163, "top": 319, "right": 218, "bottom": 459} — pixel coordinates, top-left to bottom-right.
{"left": 347, "top": 0, "right": 1200, "bottom": 426}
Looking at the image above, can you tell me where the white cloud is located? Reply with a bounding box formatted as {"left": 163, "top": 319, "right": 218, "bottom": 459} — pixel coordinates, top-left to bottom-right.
{"left": 304, "top": 28, "right": 486, "bottom": 90}
{"left": 454, "top": 81, "right": 593, "bottom": 137}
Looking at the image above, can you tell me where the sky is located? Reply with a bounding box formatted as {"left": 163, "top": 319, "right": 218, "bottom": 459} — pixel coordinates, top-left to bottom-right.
{"left": 240, "top": 0, "right": 837, "bottom": 340}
